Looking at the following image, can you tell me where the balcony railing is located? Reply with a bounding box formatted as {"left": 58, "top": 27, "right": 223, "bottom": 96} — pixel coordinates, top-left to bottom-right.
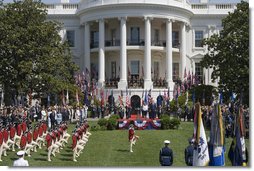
{"left": 152, "top": 78, "right": 167, "bottom": 88}
{"left": 90, "top": 39, "right": 180, "bottom": 49}
{"left": 127, "top": 39, "right": 145, "bottom": 46}
{"left": 79, "top": 0, "right": 191, "bottom": 11}
{"left": 105, "top": 40, "right": 120, "bottom": 47}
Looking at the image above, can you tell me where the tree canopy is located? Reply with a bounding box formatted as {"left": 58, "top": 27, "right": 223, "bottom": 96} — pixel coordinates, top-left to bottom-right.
{"left": 0, "top": 0, "right": 79, "bottom": 105}
{"left": 200, "top": 1, "right": 249, "bottom": 105}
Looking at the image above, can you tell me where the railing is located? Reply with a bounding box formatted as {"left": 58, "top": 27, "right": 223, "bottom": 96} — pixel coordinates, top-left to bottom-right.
{"left": 151, "top": 40, "right": 166, "bottom": 47}
{"left": 127, "top": 39, "right": 145, "bottom": 46}
{"left": 63, "top": 4, "right": 79, "bottom": 9}
{"left": 90, "top": 39, "right": 180, "bottom": 49}
{"left": 79, "top": 0, "right": 191, "bottom": 10}
{"left": 105, "top": 40, "right": 120, "bottom": 47}
{"left": 46, "top": 4, "right": 55, "bottom": 9}
{"left": 191, "top": 4, "right": 208, "bottom": 9}
{"left": 90, "top": 42, "right": 99, "bottom": 48}
{"left": 216, "top": 4, "right": 233, "bottom": 9}
{"left": 105, "top": 78, "right": 119, "bottom": 88}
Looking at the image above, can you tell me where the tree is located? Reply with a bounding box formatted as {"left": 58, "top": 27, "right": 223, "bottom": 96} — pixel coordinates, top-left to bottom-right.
{"left": 200, "top": 1, "right": 249, "bottom": 105}
{"left": 0, "top": 0, "right": 79, "bottom": 105}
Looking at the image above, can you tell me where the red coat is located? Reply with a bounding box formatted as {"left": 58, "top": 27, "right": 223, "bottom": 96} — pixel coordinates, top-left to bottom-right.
{"left": 22, "top": 122, "right": 27, "bottom": 132}
{"left": 72, "top": 134, "right": 77, "bottom": 149}
{"left": 51, "top": 132, "right": 56, "bottom": 143}
{"left": 33, "top": 129, "right": 38, "bottom": 141}
{"left": 27, "top": 132, "right": 32, "bottom": 144}
{"left": 128, "top": 128, "right": 134, "bottom": 141}
{"left": 17, "top": 124, "right": 22, "bottom": 136}
{"left": 20, "top": 135, "right": 27, "bottom": 149}
{"left": 0, "top": 131, "right": 3, "bottom": 146}
{"left": 46, "top": 134, "right": 52, "bottom": 148}
{"left": 2, "top": 129, "right": 8, "bottom": 143}
{"left": 42, "top": 123, "right": 47, "bottom": 133}
{"left": 38, "top": 126, "right": 43, "bottom": 137}
{"left": 10, "top": 126, "right": 16, "bottom": 140}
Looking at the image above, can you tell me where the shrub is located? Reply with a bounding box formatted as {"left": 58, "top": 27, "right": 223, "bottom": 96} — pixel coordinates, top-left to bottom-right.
{"left": 109, "top": 114, "right": 120, "bottom": 120}
{"left": 90, "top": 125, "right": 100, "bottom": 131}
{"left": 168, "top": 118, "right": 181, "bottom": 129}
{"left": 98, "top": 118, "right": 108, "bottom": 127}
{"left": 107, "top": 115, "right": 119, "bottom": 130}
{"left": 100, "top": 125, "right": 107, "bottom": 131}
{"left": 161, "top": 115, "right": 180, "bottom": 130}
{"left": 161, "top": 114, "right": 170, "bottom": 129}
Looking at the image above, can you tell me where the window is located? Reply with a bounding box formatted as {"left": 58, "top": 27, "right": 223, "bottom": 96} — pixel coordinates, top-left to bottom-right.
{"left": 195, "top": 63, "right": 203, "bottom": 84}
{"left": 66, "top": 30, "right": 75, "bottom": 47}
{"left": 154, "top": 29, "right": 160, "bottom": 42}
{"left": 154, "top": 61, "right": 159, "bottom": 78}
{"left": 131, "top": 61, "right": 140, "bottom": 75}
{"left": 172, "top": 31, "right": 179, "bottom": 48}
{"left": 111, "top": 29, "right": 116, "bottom": 46}
{"left": 195, "top": 31, "right": 204, "bottom": 47}
{"left": 173, "top": 63, "right": 179, "bottom": 81}
{"left": 130, "top": 27, "right": 140, "bottom": 45}
{"left": 91, "top": 31, "right": 99, "bottom": 48}
{"left": 111, "top": 61, "right": 116, "bottom": 79}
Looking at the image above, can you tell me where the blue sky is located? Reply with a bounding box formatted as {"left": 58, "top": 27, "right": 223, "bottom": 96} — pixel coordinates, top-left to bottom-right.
{"left": 3, "top": 0, "right": 242, "bottom": 4}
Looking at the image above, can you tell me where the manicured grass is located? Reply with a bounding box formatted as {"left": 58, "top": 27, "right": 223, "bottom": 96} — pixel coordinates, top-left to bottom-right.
{"left": 0, "top": 121, "right": 249, "bottom": 166}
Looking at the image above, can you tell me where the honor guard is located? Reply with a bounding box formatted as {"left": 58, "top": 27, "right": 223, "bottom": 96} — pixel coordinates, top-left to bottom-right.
{"left": 128, "top": 124, "right": 139, "bottom": 153}
{"left": 159, "top": 140, "right": 173, "bottom": 166}
{"left": 46, "top": 131, "right": 53, "bottom": 162}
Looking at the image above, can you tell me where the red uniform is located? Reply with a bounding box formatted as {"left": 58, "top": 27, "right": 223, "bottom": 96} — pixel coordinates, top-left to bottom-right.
{"left": 38, "top": 126, "right": 43, "bottom": 137}
{"left": 0, "top": 131, "right": 3, "bottom": 146}
{"left": 2, "top": 129, "right": 8, "bottom": 143}
{"left": 33, "top": 129, "right": 39, "bottom": 141}
{"left": 20, "top": 135, "right": 27, "bottom": 150}
{"left": 22, "top": 122, "right": 27, "bottom": 132}
{"left": 51, "top": 132, "right": 56, "bottom": 143}
{"left": 128, "top": 128, "right": 134, "bottom": 141}
{"left": 46, "top": 133, "right": 52, "bottom": 148}
{"left": 27, "top": 132, "right": 32, "bottom": 144}
{"left": 17, "top": 124, "right": 22, "bottom": 136}
{"left": 55, "top": 130, "right": 60, "bottom": 141}
{"left": 72, "top": 134, "right": 78, "bottom": 149}
{"left": 10, "top": 126, "right": 16, "bottom": 140}
{"left": 42, "top": 123, "right": 47, "bottom": 133}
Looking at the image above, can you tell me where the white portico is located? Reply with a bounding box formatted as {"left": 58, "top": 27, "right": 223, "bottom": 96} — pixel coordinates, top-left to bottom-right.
{"left": 45, "top": 0, "right": 238, "bottom": 99}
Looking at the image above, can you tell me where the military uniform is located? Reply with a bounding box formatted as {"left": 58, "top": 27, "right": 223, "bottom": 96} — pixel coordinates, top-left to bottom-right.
{"left": 46, "top": 132, "right": 53, "bottom": 161}
{"left": 13, "top": 151, "right": 29, "bottom": 166}
{"left": 129, "top": 125, "right": 139, "bottom": 153}
{"left": 159, "top": 140, "right": 173, "bottom": 166}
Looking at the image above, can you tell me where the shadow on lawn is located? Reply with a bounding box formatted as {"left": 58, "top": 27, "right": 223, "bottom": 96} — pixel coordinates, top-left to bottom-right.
{"left": 34, "top": 157, "right": 47, "bottom": 161}
{"left": 116, "top": 149, "right": 129, "bottom": 153}
{"left": 59, "top": 157, "right": 71, "bottom": 161}
{"left": 60, "top": 153, "right": 73, "bottom": 157}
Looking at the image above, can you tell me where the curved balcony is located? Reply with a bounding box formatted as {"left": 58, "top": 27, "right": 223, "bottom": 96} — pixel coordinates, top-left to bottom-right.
{"left": 79, "top": 0, "right": 191, "bottom": 10}
{"left": 90, "top": 39, "right": 180, "bottom": 50}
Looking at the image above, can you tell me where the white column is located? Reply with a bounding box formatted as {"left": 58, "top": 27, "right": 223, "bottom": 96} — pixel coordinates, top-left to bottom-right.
{"left": 98, "top": 19, "right": 105, "bottom": 88}
{"left": 144, "top": 17, "right": 153, "bottom": 89}
{"left": 166, "top": 19, "right": 174, "bottom": 89}
{"left": 118, "top": 17, "right": 128, "bottom": 89}
{"left": 180, "top": 22, "right": 186, "bottom": 80}
{"left": 84, "top": 22, "right": 90, "bottom": 73}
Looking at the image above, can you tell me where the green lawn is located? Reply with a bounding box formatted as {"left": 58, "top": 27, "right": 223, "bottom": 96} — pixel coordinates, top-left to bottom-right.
{"left": 0, "top": 121, "right": 249, "bottom": 167}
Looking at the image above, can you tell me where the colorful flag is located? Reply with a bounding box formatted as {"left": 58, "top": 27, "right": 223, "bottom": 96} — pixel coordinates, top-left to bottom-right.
{"left": 209, "top": 104, "right": 225, "bottom": 166}
{"left": 193, "top": 103, "right": 210, "bottom": 166}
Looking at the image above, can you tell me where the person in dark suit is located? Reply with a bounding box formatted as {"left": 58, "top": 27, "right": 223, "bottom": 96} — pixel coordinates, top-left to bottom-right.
{"left": 159, "top": 140, "right": 173, "bottom": 166}
{"left": 185, "top": 138, "right": 194, "bottom": 166}
{"left": 49, "top": 109, "right": 56, "bottom": 129}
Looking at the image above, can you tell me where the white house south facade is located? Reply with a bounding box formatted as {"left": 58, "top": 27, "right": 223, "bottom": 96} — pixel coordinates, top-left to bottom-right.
{"left": 46, "top": 0, "right": 239, "bottom": 99}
